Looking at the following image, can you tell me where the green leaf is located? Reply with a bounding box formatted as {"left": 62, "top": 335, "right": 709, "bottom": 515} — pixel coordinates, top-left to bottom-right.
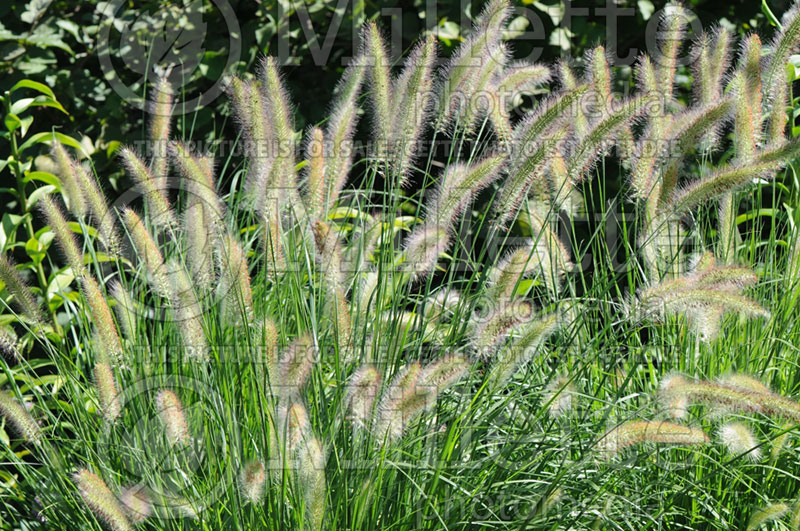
{"left": 0, "top": 213, "right": 27, "bottom": 250}
{"left": 23, "top": 171, "right": 61, "bottom": 188}
{"left": 18, "top": 131, "right": 83, "bottom": 155}
{"left": 19, "top": 115, "right": 33, "bottom": 137}
{"left": 46, "top": 267, "right": 74, "bottom": 299}
{"left": 4, "top": 113, "right": 21, "bottom": 133}
{"left": 9, "top": 79, "right": 56, "bottom": 100}
{"left": 27, "top": 184, "right": 56, "bottom": 209}
{"left": 762, "top": 0, "right": 782, "bottom": 28}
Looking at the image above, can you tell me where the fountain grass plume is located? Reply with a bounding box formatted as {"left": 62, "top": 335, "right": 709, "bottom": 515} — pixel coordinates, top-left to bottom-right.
{"left": 74, "top": 469, "right": 133, "bottom": 531}
{"left": 217, "top": 233, "right": 254, "bottom": 322}
{"left": 322, "top": 60, "right": 365, "bottom": 207}
{"left": 239, "top": 460, "right": 266, "bottom": 504}
{"left": 488, "top": 312, "right": 560, "bottom": 388}
{"left": 40, "top": 194, "right": 85, "bottom": 277}
{"left": 312, "top": 220, "right": 345, "bottom": 290}
{"left": 429, "top": 153, "right": 506, "bottom": 228}
{"left": 374, "top": 361, "right": 427, "bottom": 441}
{"left": 169, "top": 141, "right": 226, "bottom": 227}
{"left": 72, "top": 160, "right": 120, "bottom": 255}
{"left": 0, "top": 330, "right": 21, "bottom": 363}
{"left": 155, "top": 389, "right": 190, "bottom": 446}
{"left": 0, "top": 253, "right": 45, "bottom": 324}
{"left": 297, "top": 436, "right": 326, "bottom": 531}
{"left": 557, "top": 60, "right": 589, "bottom": 139}
{"left": 263, "top": 206, "right": 285, "bottom": 277}
{"left": 767, "top": 74, "right": 789, "bottom": 147}
{"left": 80, "top": 275, "right": 124, "bottom": 364}
{"left": 494, "top": 61, "right": 551, "bottom": 110}
{"left": 390, "top": 34, "right": 436, "bottom": 183}
{"left": 597, "top": 420, "right": 708, "bottom": 459}
{"left": 659, "top": 375, "right": 800, "bottom": 422}
{"left": 566, "top": 96, "right": 646, "bottom": 181}
{"left": 525, "top": 206, "right": 572, "bottom": 296}
{"left": 460, "top": 40, "right": 510, "bottom": 137}
{"left": 437, "top": 0, "right": 511, "bottom": 130}
{"left": 362, "top": 23, "right": 392, "bottom": 162}
{"left": 417, "top": 354, "right": 470, "bottom": 393}
{"left": 148, "top": 76, "right": 173, "bottom": 189}
{"left": 121, "top": 208, "right": 170, "bottom": 299}
{"left": 278, "top": 334, "right": 316, "bottom": 397}
{"left": 304, "top": 126, "right": 326, "bottom": 220}
{"left": 719, "top": 421, "right": 761, "bottom": 461}
{"left": 489, "top": 244, "right": 547, "bottom": 298}
{"left": 746, "top": 503, "right": 789, "bottom": 531}
{"left": 166, "top": 259, "right": 208, "bottom": 361}
{"left": 119, "top": 147, "right": 175, "bottom": 228}
{"left": 655, "top": 3, "right": 690, "bottom": 105}
{"left": 763, "top": 1, "right": 800, "bottom": 104}
{"left": 277, "top": 402, "right": 309, "bottom": 456}
{"left": 182, "top": 196, "right": 215, "bottom": 291}
{"left": 347, "top": 365, "right": 382, "bottom": 427}
{"left": 401, "top": 224, "right": 452, "bottom": 281}
{"left": 0, "top": 389, "right": 41, "bottom": 444}
{"left": 51, "top": 141, "right": 86, "bottom": 216}
{"left": 93, "top": 360, "right": 121, "bottom": 423}
{"left": 119, "top": 486, "right": 151, "bottom": 524}
{"left": 259, "top": 57, "right": 298, "bottom": 193}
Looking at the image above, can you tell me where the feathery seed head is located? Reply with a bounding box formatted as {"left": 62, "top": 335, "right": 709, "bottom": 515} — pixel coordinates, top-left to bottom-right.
{"left": 304, "top": 126, "right": 326, "bottom": 219}
{"left": 239, "top": 460, "right": 266, "bottom": 504}
{"left": 40, "top": 195, "right": 85, "bottom": 277}
{"left": 169, "top": 142, "right": 226, "bottom": 226}
{"left": 746, "top": 503, "right": 789, "bottom": 531}
{"left": 119, "top": 147, "right": 175, "bottom": 228}
{"left": 81, "top": 275, "right": 124, "bottom": 364}
{"left": 0, "top": 253, "right": 45, "bottom": 324}
{"left": 374, "top": 361, "right": 430, "bottom": 441}
{"left": 121, "top": 208, "right": 171, "bottom": 299}
{"left": 402, "top": 225, "right": 451, "bottom": 281}
{"left": 0, "top": 330, "right": 21, "bottom": 363}
{"left": 347, "top": 365, "right": 382, "bottom": 426}
{"left": 183, "top": 197, "right": 215, "bottom": 290}
{"left": 72, "top": 161, "right": 121, "bottom": 255}
{"left": 543, "top": 376, "right": 577, "bottom": 417}
{"left": 597, "top": 420, "right": 708, "bottom": 459}
{"left": 362, "top": 22, "right": 392, "bottom": 158}
{"left": 279, "top": 334, "right": 317, "bottom": 396}
{"left": 719, "top": 422, "right": 761, "bottom": 461}
{"left": 471, "top": 300, "right": 534, "bottom": 358}
{"left": 74, "top": 469, "right": 133, "bottom": 531}
{"left": 418, "top": 355, "right": 470, "bottom": 394}
{"left": 297, "top": 436, "right": 326, "bottom": 530}
{"left": 217, "top": 234, "right": 254, "bottom": 322}
{"left": 431, "top": 154, "right": 506, "bottom": 228}
{"left": 93, "top": 361, "right": 121, "bottom": 423}
{"left": 148, "top": 76, "right": 174, "bottom": 188}
{"left": 110, "top": 282, "right": 138, "bottom": 341}
{"left": 51, "top": 141, "right": 87, "bottom": 216}
{"left": 155, "top": 389, "right": 190, "bottom": 446}
{"left": 489, "top": 312, "right": 560, "bottom": 388}
{"left": 0, "top": 390, "right": 41, "bottom": 444}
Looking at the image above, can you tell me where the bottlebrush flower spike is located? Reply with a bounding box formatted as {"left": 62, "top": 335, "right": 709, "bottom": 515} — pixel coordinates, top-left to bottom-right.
{"left": 763, "top": 1, "right": 800, "bottom": 104}
{"left": 277, "top": 402, "right": 309, "bottom": 455}
{"left": 417, "top": 354, "right": 470, "bottom": 394}
{"left": 110, "top": 282, "right": 137, "bottom": 341}
{"left": 183, "top": 196, "right": 215, "bottom": 291}
{"left": 495, "top": 61, "right": 551, "bottom": 112}
{"left": 0, "top": 389, "right": 40, "bottom": 444}
{"left": 721, "top": 374, "right": 772, "bottom": 394}
{"left": 93, "top": 361, "right": 121, "bottom": 423}
{"left": 166, "top": 260, "right": 208, "bottom": 361}
{"left": 658, "top": 375, "right": 800, "bottom": 422}
{"left": 374, "top": 361, "right": 429, "bottom": 441}
{"left": 362, "top": 22, "right": 392, "bottom": 162}
{"left": 489, "top": 312, "right": 560, "bottom": 388}
{"left": 119, "top": 486, "right": 151, "bottom": 524}
{"left": 121, "top": 208, "right": 170, "bottom": 299}
{"left": 259, "top": 57, "right": 299, "bottom": 197}
{"left": 256, "top": 317, "right": 279, "bottom": 393}
{"left": 51, "top": 141, "right": 87, "bottom": 216}
{"left": 558, "top": 61, "right": 589, "bottom": 139}
{"left": 460, "top": 41, "right": 510, "bottom": 135}
{"left": 278, "top": 334, "right": 317, "bottom": 397}
{"left": 297, "top": 437, "right": 326, "bottom": 531}
{"left": 81, "top": 275, "right": 124, "bottom": 364}
{"left": 389, "top": 34, "right": 436, "bottom": 184}
{"left": 169, "top": 142, "right": 226, "bottom": 228}
{"left": 40, "top": 195, "right": 85, "bottom": 277}
{"left": 217, "top": 234, "right": 254, "bottom": 322}
{"left": 155, "top": 390, "right": 190, "bottom": 446}
{"left": 597, "top": 420, "right": 708, "bottom": 459}
{"left": 119, "top": 147, "right": 176, "bottom": 228}
{"left": 0, "top": 253, "right": 45, "bottom": 325}
{"left": 719, "top": 422, "right": 761, "bottom": 461}
{"left": 655, "top": 4, "right": 690, "bottom": 105}
{"left": 73, "top": 161, "right": 121, "bottom": 255}
{"left": 323, "top": 60, "right": 364, "bottom": 209}
{"left": 401, "top": 225, "right": 451, "bottom": 281}
{"left": 239, "top": 460, "right": 266, "bottom": 504}
{"left": 347, "top": 365, "right": 382, "bottom": 426}
{"left": 470, "top": 300, "right": 534, "bottom": 359}
{"left": 74, "top": 469, "right": 133, "bottom": 531}
{"left": 0, "top": 330, "right": 21, "bottom": 364}
{"left": 304, "top": 126, "right": 326, "bottom": 220}
{"left": 429, "top": 154, "right": 507, "bottom": 229}
{"left": 437, "top": 0, "right": 511, "bottom": 130}
{"left": 746, "top": 503, "right": 789, "bottom": 531}
{"left": 148, "top": 76, "right": 173, "bottom": 189}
